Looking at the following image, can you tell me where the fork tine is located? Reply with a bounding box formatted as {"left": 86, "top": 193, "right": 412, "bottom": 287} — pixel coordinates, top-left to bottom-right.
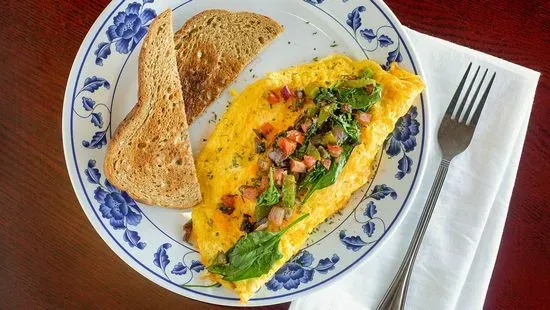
{"left": 470, "top": 72, "right": 496, "bottom": 126}
{"left": 464, "top": 69, "right": 488, "bottom": 123}
{"left": 445, "top": 63, "right": 472, "bottom": 116}
{"left": 456, "top": 66, "right": 480, "bottom": 121}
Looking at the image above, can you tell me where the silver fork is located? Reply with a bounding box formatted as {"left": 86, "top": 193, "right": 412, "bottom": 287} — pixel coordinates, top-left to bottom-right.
{"left": 377, "top": 63, "right": 496, "bottom": 310}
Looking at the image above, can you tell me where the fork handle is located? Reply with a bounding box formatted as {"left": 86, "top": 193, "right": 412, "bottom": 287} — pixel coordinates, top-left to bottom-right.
{"left": 377, "top": 159, "right": 450, "bottom": 310}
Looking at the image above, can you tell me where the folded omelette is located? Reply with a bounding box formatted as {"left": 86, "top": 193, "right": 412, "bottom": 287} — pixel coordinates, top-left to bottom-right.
{"left": 190, "top": 54, "right": 424, "bottom": 302}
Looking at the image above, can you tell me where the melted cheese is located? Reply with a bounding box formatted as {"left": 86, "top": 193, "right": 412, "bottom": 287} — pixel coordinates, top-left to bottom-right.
{"left": 191, "top": 54, "right": 424, "bottom": 302}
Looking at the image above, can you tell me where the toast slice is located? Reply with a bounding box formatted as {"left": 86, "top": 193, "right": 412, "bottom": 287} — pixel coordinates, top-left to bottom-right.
{"left": 104, "top": 9, "right": 201, "bottom": 209}
{"left": 174, "top": 9, "right": 283, "bottom": 123}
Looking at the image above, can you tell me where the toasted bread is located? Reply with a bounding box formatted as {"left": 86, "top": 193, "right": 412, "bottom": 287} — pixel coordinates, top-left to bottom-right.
{"left": 104, "top": 9, "right": 201, "bottom": 209}
{"left": 174, "top": 9, "right": 283, "bottom": 123}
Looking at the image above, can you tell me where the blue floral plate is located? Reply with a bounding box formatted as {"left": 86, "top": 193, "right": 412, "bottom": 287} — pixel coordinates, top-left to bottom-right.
{"left": 62, "top": 0, "right": 430, "bottom": 306}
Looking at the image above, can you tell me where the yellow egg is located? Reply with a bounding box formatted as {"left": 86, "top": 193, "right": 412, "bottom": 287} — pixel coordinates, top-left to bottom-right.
{"left": 191, "top": 54, "right": 424, "bottom": 302}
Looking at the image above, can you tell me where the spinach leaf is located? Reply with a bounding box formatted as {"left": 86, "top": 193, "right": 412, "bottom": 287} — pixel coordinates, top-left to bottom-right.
{"left": 255, "top": 168, "right": 280, "bottom": 219}
{"left": 297, "top": 163, "right": 327, "bottom": 191}
{"left": 334, "top": 114, "right": 360, "bottom": 143}
{"left": 303, "top": 145, "right": 354, "bottom": 202}
{"left": 313, "top": 87, "right": 337, "bottom": 105}
{"left": 303, "top": 120, "right": 319, "bottom": 143}
{"left": 314, "top": 83, "right": 382, "bottom": 111}
{"left": 207, "top": 214, "right": 309, "bottom": 281}
{"left": 335, "top": 85, "right": 382, "bottom": 110}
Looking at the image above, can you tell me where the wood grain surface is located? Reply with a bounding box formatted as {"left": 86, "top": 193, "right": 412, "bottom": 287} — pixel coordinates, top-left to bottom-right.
{"left": 0, "top": 0, "right": 548, "bottom": 309}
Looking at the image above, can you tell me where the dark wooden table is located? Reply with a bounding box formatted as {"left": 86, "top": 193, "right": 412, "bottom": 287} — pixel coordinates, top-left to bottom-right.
{"left": 1, "top": 0, "right": 548, "bottom": 309}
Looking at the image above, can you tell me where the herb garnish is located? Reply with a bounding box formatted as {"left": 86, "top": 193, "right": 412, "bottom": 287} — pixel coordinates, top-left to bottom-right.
{"left": 231, "top": 153, "right": 243, "bottom": 168}
{"left": 336, "top": 86, "right": 382, "bottom": 110}
{"left": 315, "top": 83, "right": 382, "bottom": 111}
{"left": 333, "top": 113, "right": 360, "bottom": 143}
{"left": 207, "top": 214, "right": 309, "bottom": 281}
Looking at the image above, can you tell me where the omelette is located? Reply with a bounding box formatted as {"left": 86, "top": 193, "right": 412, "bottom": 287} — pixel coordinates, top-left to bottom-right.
{"left": 190, "top": 54, "right": 424, "bottom": 302}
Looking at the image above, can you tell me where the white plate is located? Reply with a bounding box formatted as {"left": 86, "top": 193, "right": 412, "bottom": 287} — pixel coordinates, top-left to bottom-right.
{"left": 62, "top": 0, "right": 430, "bottom": 306}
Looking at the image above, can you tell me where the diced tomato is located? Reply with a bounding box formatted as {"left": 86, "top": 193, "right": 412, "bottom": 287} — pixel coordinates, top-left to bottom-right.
{"left": 277, "top": 137, "right": 297, "bottom": 156}
{"left": 258, "top": 175, "right": 269, "bottom": 191}
{"left": 327, "top": 144, "right": 343, "bottom": 158}
{"left": 260, "top": 122, "right": 274, "bottom": 136}
{"left": 286, "top": 130, "right": 305, "bottom": 144}
{"left": 321, "top": 158, "right": 332, "bottom": 170}
{"left": 303, "top": 155, "right": 317, "bottom": 170}
{"left": 290, "top": 159, "right": 307, "bottom": 173}
{"left": 221, "top": 194, "right": 236, "bottom": 207}
{"left": 356, "top": 112, "right": 372, "bottom": 125}
{"left": 240, "top": 186, "right": 258, "bottom": 200}
{"left": 274, "top": 168, "right": 285, "bottom": 186}
{"left": 266, "top": 90, "right": 281, "bottom": 104}
{"left": 300, "top": 118, "right": 313, "bottom": 133}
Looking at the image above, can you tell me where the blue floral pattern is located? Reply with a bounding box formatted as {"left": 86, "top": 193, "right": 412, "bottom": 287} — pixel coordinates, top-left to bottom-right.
{"left": 94, "top": 1, "right": 156, "bottom": 66}
{"left": 340, "top": 185, "right": 395, "bottom": 251}
{"left": 346, "top": 6, "right": 366, "bottom": 33}
{"left": 387, "top": 106, "right": 420, "bottom": 179}
{"left": 75, "top": 76, "right": 112, "bottom": 149}
{"left": 153, "top": 243, "right": 172, "bottom": 277}
{"left": 369, "top": 184, "right": 398, "bottom": 200}
{"left": 171, "top": 260, "right": 204, "bottom": 275}
{"left": 266, "top": 251, "right": 339, "bottom": 291}
{"left": 342, "top": 4, "right": 403, "bottom": 69}
{"left": 152, "top": 243, "right": 217, "bottom": 287}
{"left": 363, "top": 202, "right": 377, "bottom": 237}
{"left": 360, "top": 28, "right": 377, "bottom": 42}
{"left": 86, "top": 160, "right": 146, "bottom": 249}
{"left": 339, "top": 231, "right": 368, "bottom": 251}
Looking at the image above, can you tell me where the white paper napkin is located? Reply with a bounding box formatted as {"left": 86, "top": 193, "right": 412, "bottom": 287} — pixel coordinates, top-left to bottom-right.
{"left": 291, "top": 28, "right": 540, "bottom": 310}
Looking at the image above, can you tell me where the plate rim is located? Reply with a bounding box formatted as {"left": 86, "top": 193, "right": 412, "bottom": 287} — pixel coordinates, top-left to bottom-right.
{"left": 62, "top": 0, "right": 431, "bottom": 306}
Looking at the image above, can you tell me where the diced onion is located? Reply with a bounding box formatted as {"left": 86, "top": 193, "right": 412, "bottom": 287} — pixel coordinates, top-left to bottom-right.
{"left": 268, "top": 206, "right": 285, "bottom": 226}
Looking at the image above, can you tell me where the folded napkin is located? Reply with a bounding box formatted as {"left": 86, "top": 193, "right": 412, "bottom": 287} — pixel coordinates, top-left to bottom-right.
{"left": 291, "top": 28, "right": 540, "bottom": 310}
